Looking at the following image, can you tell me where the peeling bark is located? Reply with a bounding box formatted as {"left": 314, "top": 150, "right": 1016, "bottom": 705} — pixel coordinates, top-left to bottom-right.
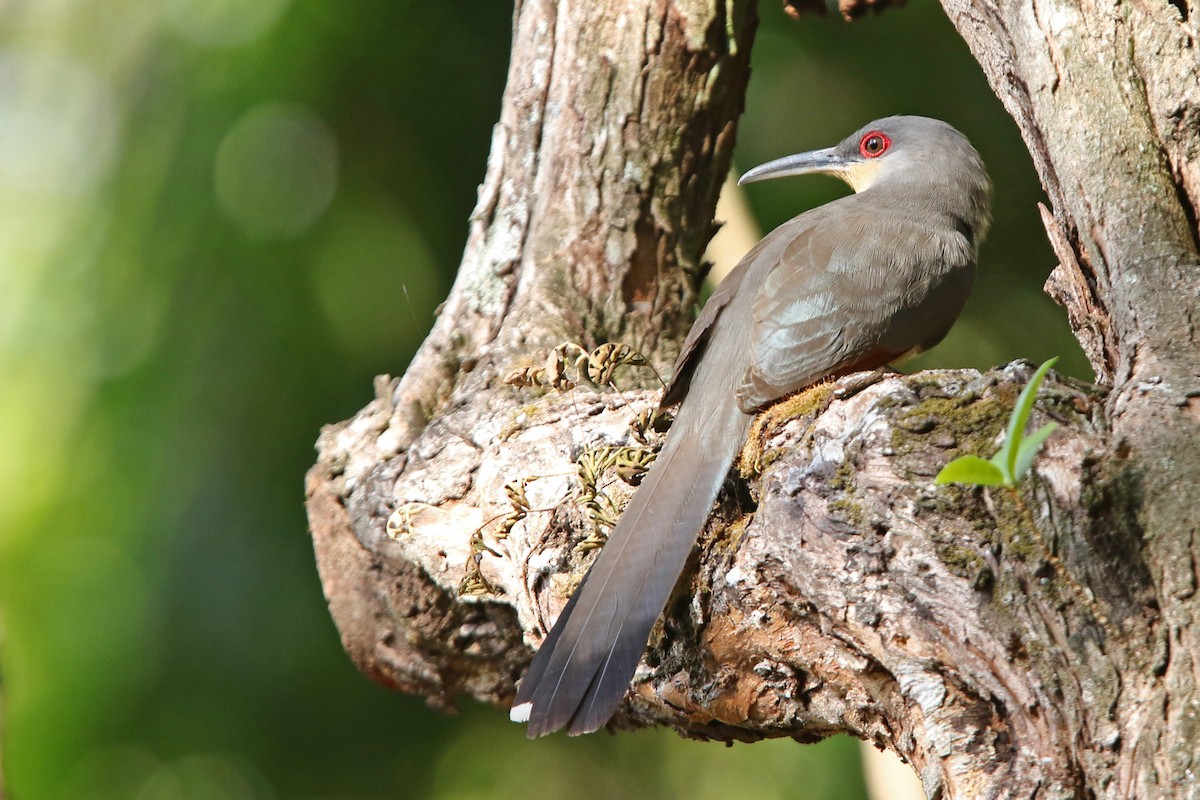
{"left": 306, "top": 0, "right": 1200, "bottom": 797}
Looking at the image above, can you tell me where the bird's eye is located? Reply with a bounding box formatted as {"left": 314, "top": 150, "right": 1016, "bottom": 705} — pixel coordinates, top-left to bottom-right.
{"left": 859, "top": 131, "right": 891, "bottom": 158}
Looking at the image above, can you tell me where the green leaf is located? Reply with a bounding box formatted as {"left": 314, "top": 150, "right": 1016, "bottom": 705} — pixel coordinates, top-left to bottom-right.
{"left": 989, "top": 449, "right": 1015, "bottom": 488}
{"left": 998, "top": 357, "right": 1059, "bottom": 480}
{"left": 935, "top": 455, "right": 1007, "bottom": 486}
{"left": 1013, "top": 422, "right": 1058, "bottom": 480}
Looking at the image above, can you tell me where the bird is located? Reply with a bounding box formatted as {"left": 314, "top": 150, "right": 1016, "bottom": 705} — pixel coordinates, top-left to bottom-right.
{"left": 510, "top": 115, "right": 992, "bottom": 737}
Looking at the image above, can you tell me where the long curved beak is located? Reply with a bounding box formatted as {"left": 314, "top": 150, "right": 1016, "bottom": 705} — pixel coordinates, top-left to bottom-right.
{"left": 737, "top": 146, "right": 854, "bottom": 185}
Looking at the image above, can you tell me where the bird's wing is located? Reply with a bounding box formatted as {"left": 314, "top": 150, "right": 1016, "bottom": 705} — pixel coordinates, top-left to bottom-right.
{"left": 659, "top": 256, "right": 753, "bottom": 408}
{"left": 737, "top": 208, "right": 953, "bottom": 411}
{"left": 734, "top": 213, "right": 861, "bottom": 410}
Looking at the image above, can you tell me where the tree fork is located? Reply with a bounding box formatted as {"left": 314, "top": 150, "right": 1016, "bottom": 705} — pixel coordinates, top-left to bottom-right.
{"left": 306, "top": 1, "right": 1200, "bottom": 797}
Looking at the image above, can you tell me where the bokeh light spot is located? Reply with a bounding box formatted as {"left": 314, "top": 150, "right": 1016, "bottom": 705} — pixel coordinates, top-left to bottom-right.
{"left": 134, "top": 753, "right": 274, "bottom": 800}
{"left": 0, "top": 49, "right": 118, "bottom": 197}
{"left": 57, "top": 746, "right": 165, "bottom": 800}
{"left": 214, "top": 103, "right": 338, "bottom": 242}
{"left": 308, "top": 203, "right": 441, "bottom": 357}
{"left": 162, "top": 0, "right": 291, "bottom": 48}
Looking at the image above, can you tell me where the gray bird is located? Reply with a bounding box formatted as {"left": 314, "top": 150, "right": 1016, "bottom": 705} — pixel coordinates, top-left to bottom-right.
{"left": 511, "top": 115, "right": 992, "bottom": 737}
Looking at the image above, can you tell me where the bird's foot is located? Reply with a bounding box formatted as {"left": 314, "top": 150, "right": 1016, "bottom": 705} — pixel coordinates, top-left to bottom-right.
{"left": 831, "top": 367, "right": 893, "bottom": 399}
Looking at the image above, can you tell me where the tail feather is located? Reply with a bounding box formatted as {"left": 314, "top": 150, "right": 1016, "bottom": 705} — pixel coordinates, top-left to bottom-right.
{"left": 514, "top": 394, "right": 749, "bottom": 736}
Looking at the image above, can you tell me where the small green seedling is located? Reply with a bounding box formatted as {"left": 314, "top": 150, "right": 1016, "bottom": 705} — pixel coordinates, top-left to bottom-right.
{"left": 934, "top": 357, "right": 1109, "bottom": 626}
{"left": 935, "top": 357, "right": 1059, "bottom": 488}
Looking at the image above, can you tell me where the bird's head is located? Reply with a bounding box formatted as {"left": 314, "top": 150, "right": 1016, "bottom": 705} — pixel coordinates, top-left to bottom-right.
{"left": 739, "top": 115, "right": 992, "bottom": 244}
{"left": 739, "top": 115, "right": 990, "bottom": 196}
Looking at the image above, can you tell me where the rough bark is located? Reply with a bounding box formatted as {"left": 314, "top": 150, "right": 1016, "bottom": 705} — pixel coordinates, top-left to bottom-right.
{"left": 305, "top": 0, "right": 1200, "bottom": 798}
{"left": 941, "top": 0, "right": 1200, "bottom": 795}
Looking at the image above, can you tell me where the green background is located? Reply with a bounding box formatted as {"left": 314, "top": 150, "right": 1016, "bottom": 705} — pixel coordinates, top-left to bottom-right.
{"left": 0, "top": 2, "right": 1084, "bottom": 798}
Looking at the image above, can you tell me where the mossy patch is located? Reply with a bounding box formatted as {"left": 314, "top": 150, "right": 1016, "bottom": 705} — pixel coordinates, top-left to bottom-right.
{"left": 740, "top": 383, "right": 839, "bottom": 478}
{"left": 827, "top": 496, "right": 865, "bottom": 528}
{"left": 889, "top": 391, "right": 1011, "bottom": 475}
{"left": 873, "top": 392, "right": 907, "bottom": 411}
{"left": 777, "top": 381, "right": 839, "bottom": 420}
{"left": 829, "top": 458, "right": 858, "bottom": 494}
{"left": 711, "top": 513, "right": 753, "bottom": 553}
{"left": 935, "top": 541, "right": 987, "bottom": 579}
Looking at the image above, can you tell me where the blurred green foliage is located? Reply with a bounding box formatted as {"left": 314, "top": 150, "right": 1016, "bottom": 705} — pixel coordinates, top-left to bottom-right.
{"left": 0, "top": 1, "right": 1085, "bottom": 798}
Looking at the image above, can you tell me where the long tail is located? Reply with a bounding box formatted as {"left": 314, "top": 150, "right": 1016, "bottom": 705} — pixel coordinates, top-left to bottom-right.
{"left": 511, "top": 390, "right": 750, "bottom": 736}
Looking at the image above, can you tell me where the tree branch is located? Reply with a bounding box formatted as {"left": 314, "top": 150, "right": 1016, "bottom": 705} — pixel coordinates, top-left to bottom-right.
{"left": 308, "top": 361, "right": 1115, "bottom": 799}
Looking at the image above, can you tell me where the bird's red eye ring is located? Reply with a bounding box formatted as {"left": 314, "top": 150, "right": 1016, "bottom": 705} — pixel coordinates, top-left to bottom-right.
{"left": 859, "top": 131, "right": 891, "bottom": 158}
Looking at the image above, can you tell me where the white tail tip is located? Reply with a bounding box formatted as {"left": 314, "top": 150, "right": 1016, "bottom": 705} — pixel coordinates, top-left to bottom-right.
{"left": 509, "top": 702, "right": 532, "bottom": 723}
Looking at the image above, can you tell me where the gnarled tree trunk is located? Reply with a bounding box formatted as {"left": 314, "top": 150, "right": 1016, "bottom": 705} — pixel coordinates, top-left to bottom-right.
{"left": 305, "top": 0, "right": 1200, "bottom": 797}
